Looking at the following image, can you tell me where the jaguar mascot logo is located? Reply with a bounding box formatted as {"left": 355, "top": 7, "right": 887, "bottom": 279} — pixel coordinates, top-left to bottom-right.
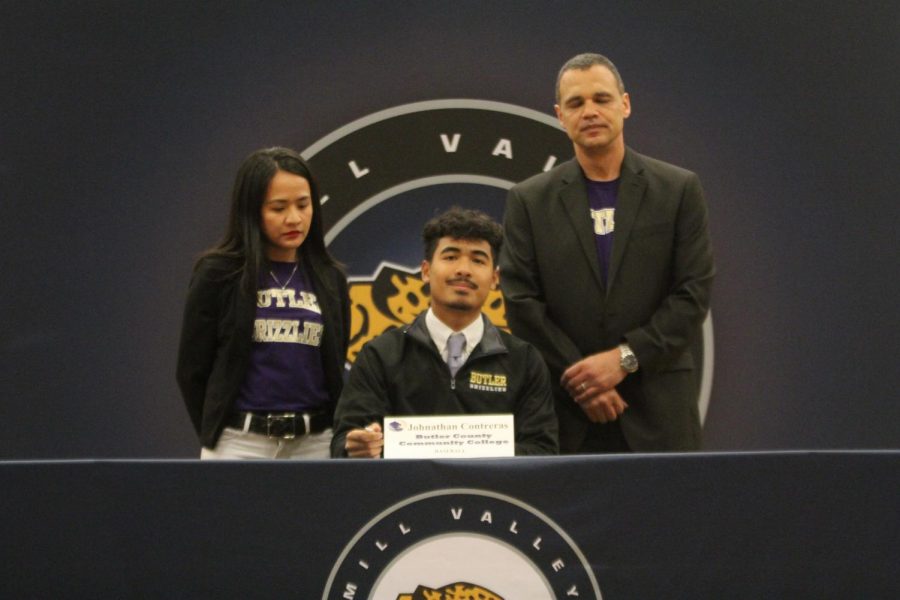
{"left": 397, "top": 582, "right": 503, "bottom": 600}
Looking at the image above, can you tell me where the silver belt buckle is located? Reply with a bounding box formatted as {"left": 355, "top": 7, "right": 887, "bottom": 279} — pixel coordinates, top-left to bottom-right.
{"left": 266, "top": 412, "right": 297, "bottom": 439}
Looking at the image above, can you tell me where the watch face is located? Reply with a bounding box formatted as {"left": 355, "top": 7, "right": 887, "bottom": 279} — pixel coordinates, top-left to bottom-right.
{"left": 620, "top": 347, "right": 638, "bottom": 372}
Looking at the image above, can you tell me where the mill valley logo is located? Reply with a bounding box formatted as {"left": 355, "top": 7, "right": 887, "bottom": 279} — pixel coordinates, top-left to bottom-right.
{"left": 321, "top": 489, "right": 603, "bottom": 599}
{"left": 301, "top": 100, "right": 572, "bottom": 364}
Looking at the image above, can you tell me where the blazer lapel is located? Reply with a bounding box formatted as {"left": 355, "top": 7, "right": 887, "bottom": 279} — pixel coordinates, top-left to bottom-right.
{"left": 607, "top": 149, "right": 647, "bottom": 293}
{"left": 558, "top": 160, "right": 605, "bottom": 291}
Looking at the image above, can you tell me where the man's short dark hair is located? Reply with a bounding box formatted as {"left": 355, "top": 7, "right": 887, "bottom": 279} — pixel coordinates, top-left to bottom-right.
{"left": 555, "top": 53, "right": 626, "bottom": 102}
{"left": 422, "top": 207, "right": 503, "bottom": 264}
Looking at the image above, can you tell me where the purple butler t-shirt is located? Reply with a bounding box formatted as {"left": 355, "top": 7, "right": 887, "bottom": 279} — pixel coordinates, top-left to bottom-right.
{"left": 235, "top": 261, "right": 329, "bottom": 413}
{"left": 586, "top": 177, "right": 619, "bottom": 285}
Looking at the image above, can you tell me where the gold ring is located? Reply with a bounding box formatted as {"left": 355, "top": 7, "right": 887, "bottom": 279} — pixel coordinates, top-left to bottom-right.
{"left": 580, "top": 383, "right": 587, "bottom": 392}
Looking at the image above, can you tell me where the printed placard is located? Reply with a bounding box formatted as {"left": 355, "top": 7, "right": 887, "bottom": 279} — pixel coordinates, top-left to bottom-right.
{"left": 383, "top": 414, "right": 514, "bottom": 459}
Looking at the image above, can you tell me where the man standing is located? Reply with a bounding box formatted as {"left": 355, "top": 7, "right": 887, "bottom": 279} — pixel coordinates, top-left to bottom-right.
{"left": 331, "top": 207, "right": 558, "bottom": 458}
{"left": 500, "top": 53, "right": 714, "bottom": 453}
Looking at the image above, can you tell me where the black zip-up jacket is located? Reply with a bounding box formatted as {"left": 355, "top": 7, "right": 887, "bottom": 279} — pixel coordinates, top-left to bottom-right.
{"left": 331, "top": 312, "right": 558, "bottom": 456}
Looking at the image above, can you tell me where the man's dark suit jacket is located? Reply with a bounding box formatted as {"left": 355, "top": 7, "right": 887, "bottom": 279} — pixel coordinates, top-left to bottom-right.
{"left": 499, "top": 148, "right": 714, "bottom": 452}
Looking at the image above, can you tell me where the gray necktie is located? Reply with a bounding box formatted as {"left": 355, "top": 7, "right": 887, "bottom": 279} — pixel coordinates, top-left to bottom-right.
{"left": 447, "top": 332, "right": 466, "bottom": 377}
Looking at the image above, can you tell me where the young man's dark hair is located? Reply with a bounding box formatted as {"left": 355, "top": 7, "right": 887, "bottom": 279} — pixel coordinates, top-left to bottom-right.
{"left": 422, "top": 206, "right": 503, "bottom": 263}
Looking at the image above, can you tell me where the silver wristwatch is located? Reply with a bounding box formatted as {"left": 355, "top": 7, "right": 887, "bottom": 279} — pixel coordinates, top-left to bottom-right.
{"left": 618, "top": 343, "right": 639, "bottom": 373}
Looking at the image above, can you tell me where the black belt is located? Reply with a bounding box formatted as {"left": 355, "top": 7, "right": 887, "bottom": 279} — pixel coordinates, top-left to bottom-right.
{"left": 227, "top": 411, "right": 331, "bottom": 439}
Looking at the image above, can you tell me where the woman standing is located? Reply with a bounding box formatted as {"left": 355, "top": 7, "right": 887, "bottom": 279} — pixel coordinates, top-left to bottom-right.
{"left": 177, "top": 147, "right": 349, "bottom": 459}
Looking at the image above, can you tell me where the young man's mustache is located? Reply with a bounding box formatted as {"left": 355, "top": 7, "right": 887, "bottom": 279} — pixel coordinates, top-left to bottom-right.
{"left": 447, "top": 277, "right": 477, "bottom": 289}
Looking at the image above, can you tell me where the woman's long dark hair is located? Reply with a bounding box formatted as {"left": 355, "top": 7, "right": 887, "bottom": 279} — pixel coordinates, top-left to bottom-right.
{"left": 199, "top": 147, "right": 342, "bottom": 296}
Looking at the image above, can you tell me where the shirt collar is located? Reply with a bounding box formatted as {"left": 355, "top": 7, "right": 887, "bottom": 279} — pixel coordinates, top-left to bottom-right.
{"left": 425, "top": 308, "right": 484, "bottom": 361}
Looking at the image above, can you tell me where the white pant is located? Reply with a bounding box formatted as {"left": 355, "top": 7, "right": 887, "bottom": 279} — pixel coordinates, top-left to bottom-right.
{"left": 200, "top": 427, "right": 332, "bottom": 460}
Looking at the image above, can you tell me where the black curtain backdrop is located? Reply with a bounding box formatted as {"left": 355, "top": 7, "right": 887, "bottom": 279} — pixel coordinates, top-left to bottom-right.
{"left": 1, "top": 1, "right": 898, "bottom": 458}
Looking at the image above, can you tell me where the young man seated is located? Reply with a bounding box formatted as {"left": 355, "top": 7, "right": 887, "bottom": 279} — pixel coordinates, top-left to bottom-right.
{"left": 331, "top": 207, "right": 558, "bottom": 458}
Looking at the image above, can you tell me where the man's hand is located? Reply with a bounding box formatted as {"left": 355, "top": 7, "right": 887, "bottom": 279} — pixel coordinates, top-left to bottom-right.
{"left": 345, "top": 422, "right": 383, "bottom": 458}
{"left": 561, "top": 348, "right": 626, "bottom": 397}
{"left": 574, "top": 388, "right": 629, "bottom": 423}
